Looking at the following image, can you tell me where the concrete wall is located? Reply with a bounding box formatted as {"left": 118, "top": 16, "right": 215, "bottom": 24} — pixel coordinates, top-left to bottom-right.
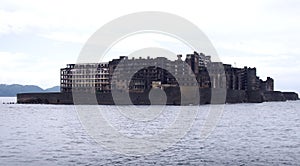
{"left": 262, "top": 91, "right": 286, "bottom": 102}
{"left": 17, "top": 89, "right": 298, "bottom": 105}
{"left": 17, "top": 92, "right": 73, "bottom": 104}
{"left": 283, "top": 92, "right": 299, "bottom": 101}
{"left": 226, "top": 90, "right": 247, "bottom": 103}
{"left": 247, "top": 90, "right": 263, "bottom": 103}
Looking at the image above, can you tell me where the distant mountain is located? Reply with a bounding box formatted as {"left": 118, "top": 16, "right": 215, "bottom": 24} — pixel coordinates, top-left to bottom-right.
{"left": 0, "top": 84, "right": 60, "bottom": 97}
{"left": 44, "top": 86, "right": 60, "bottom": 92}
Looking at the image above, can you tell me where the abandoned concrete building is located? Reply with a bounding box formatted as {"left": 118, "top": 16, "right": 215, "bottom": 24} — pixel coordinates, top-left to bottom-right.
{"left": 60, "top": 51, "right": 274, "bottom": 93}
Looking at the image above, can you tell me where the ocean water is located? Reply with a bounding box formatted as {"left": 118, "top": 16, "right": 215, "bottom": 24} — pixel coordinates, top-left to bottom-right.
{"left": 0, "top": 97, "right": 299, "bottom": 165}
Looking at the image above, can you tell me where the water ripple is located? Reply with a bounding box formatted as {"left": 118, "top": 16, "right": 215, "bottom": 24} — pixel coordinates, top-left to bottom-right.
{"left": 0, "top": 101, "right": 299, "bottom": 165}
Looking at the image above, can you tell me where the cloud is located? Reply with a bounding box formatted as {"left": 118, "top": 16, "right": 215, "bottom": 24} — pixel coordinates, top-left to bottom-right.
{"left": 0, "top": 0, "right": 299, "bottom": 92}
{"left": 38, "top": 32, "right": 90, "bottom": 44}
{"left": 101, "top": 33, "right": 194, "bottom": 62}
{"left": 0, "top": 51, "right": 33, "bottom": 68}
{"left": 217, "top": 41, "right": 290, "bottom": 56}
{"left": 0, "top": 10, "right": 37, "bottom": 35}
{"left": 0, "top": 51, "right": 61, "bottom": 88}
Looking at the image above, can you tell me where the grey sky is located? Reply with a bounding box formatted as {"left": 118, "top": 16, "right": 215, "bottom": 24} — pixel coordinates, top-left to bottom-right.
{"left": 0, "top": 0, "right": 299, "bottom": 94}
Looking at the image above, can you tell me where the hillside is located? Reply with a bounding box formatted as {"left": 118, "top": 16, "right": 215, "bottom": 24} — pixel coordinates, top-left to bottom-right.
{"left": 0, "top": 84, "right": 60, "bottom": 97}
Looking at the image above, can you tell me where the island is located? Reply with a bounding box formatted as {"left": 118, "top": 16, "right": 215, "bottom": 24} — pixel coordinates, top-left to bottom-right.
{"left": 17, "top": 51, "right": 299, "bottom": 105}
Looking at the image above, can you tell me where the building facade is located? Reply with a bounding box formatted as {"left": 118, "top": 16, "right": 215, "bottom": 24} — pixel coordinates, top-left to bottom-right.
{"left": 60, "top": 63, "right": 110, "bottom": 93}
{"left": 60, "top": 51, "right": 274, "bottom": 93}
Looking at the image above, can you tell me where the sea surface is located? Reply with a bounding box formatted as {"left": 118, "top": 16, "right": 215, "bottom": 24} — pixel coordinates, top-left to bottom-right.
{"left": 0, "top": 97, "right": 299, "bottom": 165}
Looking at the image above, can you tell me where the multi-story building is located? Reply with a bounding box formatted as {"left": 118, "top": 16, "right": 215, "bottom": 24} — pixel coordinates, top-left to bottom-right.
{"left": 223, "top": 65, "right": 262, "bottom": 91}
{"left": 109, "top": 56, "right": 178, "bottom": 92}
{"left": 60, "top": 63, "right": 110, "bottom": 93}
{"left": 260, "top": 77, "right": 274, "bottom": 92}
{"left": 60, "top": 51, "right": 274, "bottom": 93}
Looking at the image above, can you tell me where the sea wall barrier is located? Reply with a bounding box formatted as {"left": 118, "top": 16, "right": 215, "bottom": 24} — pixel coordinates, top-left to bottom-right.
{"left": 17, "top": 88, "right": 298, "bottom": 105}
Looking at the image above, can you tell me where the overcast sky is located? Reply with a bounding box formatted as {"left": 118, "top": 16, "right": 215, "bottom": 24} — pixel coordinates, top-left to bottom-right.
{"left": 0, "top": 0, "right": 299, "bottom": 94}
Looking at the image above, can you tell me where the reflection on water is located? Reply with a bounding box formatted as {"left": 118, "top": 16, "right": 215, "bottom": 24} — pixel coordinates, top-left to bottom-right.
{"left": 0, "top": 98, "right": 299, "bottom": 165}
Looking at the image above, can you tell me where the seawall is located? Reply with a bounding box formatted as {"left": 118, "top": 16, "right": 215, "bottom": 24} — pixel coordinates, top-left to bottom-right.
{"left": 282, "top": 92, "right": 299, "bottom": 101}
{"left": 17, "top": 89, "right": 299, "bottom": 105}
{"left": 17, "top": 92, "right": 73, "bottom": 104}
